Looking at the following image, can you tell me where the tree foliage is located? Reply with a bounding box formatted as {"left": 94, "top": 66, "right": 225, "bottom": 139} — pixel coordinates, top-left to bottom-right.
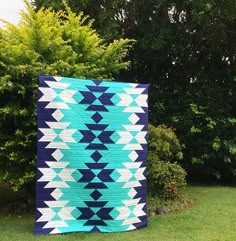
{"left": 0, "top": 2, "right": 133, "bottom": 190}
{"left": 33, "top": 0, "right": 236, "bottom": 182}
{"left": 32, "top": 1, "right": 236, "bottom": 84}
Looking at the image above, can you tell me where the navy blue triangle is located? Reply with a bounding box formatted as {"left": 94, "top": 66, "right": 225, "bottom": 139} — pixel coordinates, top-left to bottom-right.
{"left": 90, "top": 226, "right": 101, "bottom": 232}
{"left": 85, "top": 182, "right": 108, "bottom": 189}
{"left": 86, "top": 105, "right": 108, "bottom": 112}
{"left": 92, "top": 80, "right": 102, "bottom": 86}
{"left": 85, "top": 163, "right": 107, "bottom": 169}
{"left": 86, "top": 144, "right": 108, "bottom": 150}
{"left": 85, "top": 220, "right": 107, "bottom": 226}
{"left": 86, "top": 86, "right": 109, "bottom": 93}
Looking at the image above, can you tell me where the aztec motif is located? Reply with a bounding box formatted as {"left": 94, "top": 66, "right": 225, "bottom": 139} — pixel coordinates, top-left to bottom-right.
{"left": 35, "top": 75, "right": 149, "bottom": 234}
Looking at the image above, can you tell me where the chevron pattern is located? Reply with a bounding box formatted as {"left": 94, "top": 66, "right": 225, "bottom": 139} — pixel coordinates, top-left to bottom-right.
{"left": 35, "top": 75, "right": 149, "bottom": 234}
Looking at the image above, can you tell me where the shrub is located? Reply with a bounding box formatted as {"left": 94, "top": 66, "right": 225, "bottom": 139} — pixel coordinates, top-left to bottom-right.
{"left": 147, "top": 124, "right": 187, "bottom": 199}
{"left": 148, "top": 124, "right": 184, "bottom": 162}
{"left": 148, "top": 158, "right": 187, "bottom": 199}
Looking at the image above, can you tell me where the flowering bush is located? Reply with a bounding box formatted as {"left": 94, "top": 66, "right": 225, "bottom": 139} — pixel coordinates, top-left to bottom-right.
{"left": 147, "top": 124, "right": 187, "bottom": 199}
{"left": 148, "top": 157, "right": 187, "bottom": 199}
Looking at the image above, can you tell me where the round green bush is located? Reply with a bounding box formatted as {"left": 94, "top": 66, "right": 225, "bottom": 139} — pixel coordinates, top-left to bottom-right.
{"left": 148, "top": 124, "right": 184, "bottom": 162}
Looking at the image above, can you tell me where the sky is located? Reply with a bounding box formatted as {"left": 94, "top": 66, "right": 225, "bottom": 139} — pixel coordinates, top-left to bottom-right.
{"left": 0, "top": 0, "right": 26, "bottom": 28}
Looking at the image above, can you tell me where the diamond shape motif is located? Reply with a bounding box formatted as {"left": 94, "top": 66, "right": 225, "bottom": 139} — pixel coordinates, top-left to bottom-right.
{"left": 52, "top": 149, "right": 64, "bottom": 161}
{"left": 128, "top": 113, "right": 139, "bottom": 125}
{"left": 92, "top": 112, "right": 103, "bottom": 123}
{"left": 52, "top": 109, "right": 64, "bottom": 121}
{"left": 91, "top": 151, "right": 102, "bottom": 162}
{"left": 90, "top": 190, "right": 102, "bottom": 200}
{"left": 128, "top": 151, "right": 138, "bottom": 162}
{"left": 51, "top": 188, "right": 63, "bottom": 200}
{"left": 128, "top": 188, "right": 137, "bottom": 198}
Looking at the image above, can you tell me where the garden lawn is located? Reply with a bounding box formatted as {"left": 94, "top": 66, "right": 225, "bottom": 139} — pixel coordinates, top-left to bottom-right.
{"left": 0, "top": 186, "right": 236, "bottom": 241}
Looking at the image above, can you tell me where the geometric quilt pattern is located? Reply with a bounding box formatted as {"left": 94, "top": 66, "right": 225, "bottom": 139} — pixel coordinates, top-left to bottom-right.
{"left": 35, "top": 75, "right": 149, "bottom": 234}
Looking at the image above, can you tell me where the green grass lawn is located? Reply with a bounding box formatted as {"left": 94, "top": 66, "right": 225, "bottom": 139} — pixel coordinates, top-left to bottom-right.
{"left": 0, "top": 186, "right": 236, "bottom": 241}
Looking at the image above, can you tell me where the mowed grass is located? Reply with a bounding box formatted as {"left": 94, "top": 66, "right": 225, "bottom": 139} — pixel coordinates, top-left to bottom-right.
{"left": 0, "top": 186, "right": 236, "bottom": 241}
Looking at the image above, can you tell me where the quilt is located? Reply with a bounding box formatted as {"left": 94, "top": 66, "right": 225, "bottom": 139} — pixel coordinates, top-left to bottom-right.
{"left": 35, "top": 75, "right": 149, "bottom": 234}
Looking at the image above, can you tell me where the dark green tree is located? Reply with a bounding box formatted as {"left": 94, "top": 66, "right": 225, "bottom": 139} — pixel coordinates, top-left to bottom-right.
{"left": 32, "top": 0, "right": 236, "bottom": 182}
{"left": 0, "top": 2, "right": 133, "bottom": 190}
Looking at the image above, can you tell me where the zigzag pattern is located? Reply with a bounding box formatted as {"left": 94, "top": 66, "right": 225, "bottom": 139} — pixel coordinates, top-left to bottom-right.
{"left": 35, "top": 75, "right": 148, "bottom": 234}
